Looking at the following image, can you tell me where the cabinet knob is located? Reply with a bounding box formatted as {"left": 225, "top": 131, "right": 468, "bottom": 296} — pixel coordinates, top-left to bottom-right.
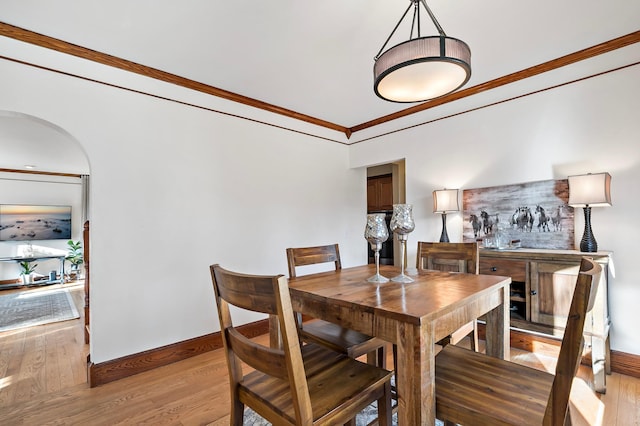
{"left": 491, "top": 267, "right": 497, "bottom": 272}
{"left": 530, "top": 290, "right": 537, "bottom": 296}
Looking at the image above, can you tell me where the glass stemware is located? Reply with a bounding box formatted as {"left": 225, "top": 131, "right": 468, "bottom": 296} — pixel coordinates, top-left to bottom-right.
{"left": 364, "top": 213, "right": 389, "bottom": 283}
{"left": 390, "top": 204, "right": 415, "bottom": 283}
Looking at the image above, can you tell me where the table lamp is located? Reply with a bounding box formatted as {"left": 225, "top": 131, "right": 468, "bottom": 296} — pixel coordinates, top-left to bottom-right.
{"left": 433, "top": 189, "right": 460, "bottom": 243}
{"left": 568, "top": 172, "right": 611, "bottom": 252}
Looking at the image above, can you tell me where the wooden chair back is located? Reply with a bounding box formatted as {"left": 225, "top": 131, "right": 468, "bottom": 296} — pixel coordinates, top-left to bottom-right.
{"left": 416, "top": 241, "right": 480, "bottom": 351}
{"left": 210, "top": 264, "right": 393, "bottom": 425}
{"left": 286, "top": 244, "right": 341, "bottom": 278}
{"left": 210, "top": 264, "right": 313, "bottom": 423}
{"left": 416, "top": 241, "right": 479, "bottom": 274}
{"left": 285, "top": 243, "right": 389, "bottom": 370}
{"left": 546, "top": 256, "right": 602, "bottom": 424}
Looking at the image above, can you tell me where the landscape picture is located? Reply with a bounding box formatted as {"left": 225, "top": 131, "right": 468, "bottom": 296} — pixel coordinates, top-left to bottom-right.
{"left": 0, "top": 204, "right": 72, "bottom": 241}
{"left": 462, "top": 179, "right": 575, "bottom": 250}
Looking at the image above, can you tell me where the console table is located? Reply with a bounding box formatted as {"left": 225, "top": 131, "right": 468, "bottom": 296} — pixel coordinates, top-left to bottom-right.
{"left": 0, "top": 254, "right": 66, "bottom": 289}
{"left": 479, "top": 248, "right": 611, "bottom": 393}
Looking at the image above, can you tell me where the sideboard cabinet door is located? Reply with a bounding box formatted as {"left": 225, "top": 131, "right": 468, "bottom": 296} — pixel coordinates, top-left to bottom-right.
{"left": 530, "top": 261, "right": 580, "bottom": 327}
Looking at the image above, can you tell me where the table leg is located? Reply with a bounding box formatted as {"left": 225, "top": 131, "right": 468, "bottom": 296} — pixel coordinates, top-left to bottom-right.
{"left": 483, "top": 284, "right": 510, "bottom": 360}
{"left": 395, "top": 321, "right": 433, "bottom": 425}
{"left": 591, "top": 334, "right": 608, "bottom": 393}
{"left": 59, "top": 256, "right": 65, "bottom": 283}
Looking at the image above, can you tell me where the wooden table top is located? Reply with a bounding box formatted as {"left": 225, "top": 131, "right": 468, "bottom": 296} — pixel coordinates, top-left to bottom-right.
{"left": 288, "top": 264, "right": 511, "bottom": 326}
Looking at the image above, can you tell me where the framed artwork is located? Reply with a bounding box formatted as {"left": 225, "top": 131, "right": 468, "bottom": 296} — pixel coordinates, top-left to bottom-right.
{"left": 462, "top": 179, "right": 574, "bottom": 249}
{"left": 0, "top": 204, "right": 72, "bottom": 241}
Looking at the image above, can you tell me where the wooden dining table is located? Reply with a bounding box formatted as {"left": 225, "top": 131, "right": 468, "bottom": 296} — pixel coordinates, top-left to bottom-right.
{"left": 286, "top": 264, "right": 511, "bottom": 426}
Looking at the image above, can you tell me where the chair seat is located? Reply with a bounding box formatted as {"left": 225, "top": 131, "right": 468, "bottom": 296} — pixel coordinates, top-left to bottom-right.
{"left": 435, "top": 345, "right": 555, "bottom": 426}
{"left": 300, "top": 319, "right": 388, "bottom": 359}
{"left": 241, "top": 343, "right": 393, "bottom": 425}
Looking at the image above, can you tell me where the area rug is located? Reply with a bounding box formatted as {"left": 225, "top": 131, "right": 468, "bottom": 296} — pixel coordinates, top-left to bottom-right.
{"left": 243, "top": 402, "right": 396, "bottom": 426}
{"left": 244, "top": 401, "right": 443, "bottom": 425}
{"left": 0, "top": 288, "right": 79, "bottom": 332}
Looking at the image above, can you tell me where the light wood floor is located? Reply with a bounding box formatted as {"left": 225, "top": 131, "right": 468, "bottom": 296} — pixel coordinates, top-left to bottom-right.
{"left": 1, "top": 283, "right": 638, "bottom": 425}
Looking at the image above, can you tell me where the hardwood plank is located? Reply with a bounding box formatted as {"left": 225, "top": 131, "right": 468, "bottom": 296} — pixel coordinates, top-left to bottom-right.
{"left": 601, "top": 371, "right": 620, "bottom": 426}
{"left": 617, "top": 373, "right": 640, "bottom": 425}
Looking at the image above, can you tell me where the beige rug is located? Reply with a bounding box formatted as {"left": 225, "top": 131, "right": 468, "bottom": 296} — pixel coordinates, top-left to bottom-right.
{"left": 0, "top": 288, "right": 79, "bottom": 332}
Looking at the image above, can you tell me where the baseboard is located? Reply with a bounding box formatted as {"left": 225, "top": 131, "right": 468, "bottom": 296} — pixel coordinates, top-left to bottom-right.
{"left": 478, "top": 323, "right": 640, "bottom": 379}
{"left": 88, "top": 318, "right": 269, "bottom": 387}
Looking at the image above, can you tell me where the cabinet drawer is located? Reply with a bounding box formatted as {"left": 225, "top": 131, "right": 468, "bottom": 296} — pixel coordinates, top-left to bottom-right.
{"left": 479, "top": 258, "right": 527, "bottom": 281}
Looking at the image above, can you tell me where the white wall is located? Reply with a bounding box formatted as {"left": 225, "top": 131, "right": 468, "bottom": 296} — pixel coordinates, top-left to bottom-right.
{"left": 0, "top": 173, "right": 84, "bottom": 278}
{"left": 0, "top": 58, "right": 367, "bottom": 363}
{"left": 350, "top": 64, "right": 640, "bottom": 355}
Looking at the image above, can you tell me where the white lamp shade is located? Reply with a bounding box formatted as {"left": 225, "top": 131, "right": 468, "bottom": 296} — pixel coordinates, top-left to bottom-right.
{"left": 433, "top": 188, "right": 460, "bottom": 213}
{"left": 568, "top": 172, "right": 612, "bottom": 207}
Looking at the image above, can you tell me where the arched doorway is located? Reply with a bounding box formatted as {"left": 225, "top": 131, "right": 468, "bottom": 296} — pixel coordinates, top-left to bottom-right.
{"left": 0, "top": 111, "right": 91, "bottom": 394}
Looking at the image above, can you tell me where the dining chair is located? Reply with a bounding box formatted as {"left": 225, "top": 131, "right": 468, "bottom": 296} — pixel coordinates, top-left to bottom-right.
{"left": 435, "top": 257, "right": 601, "bottom": 426}
{"left": 286, "top": 244, "right": 389, "bottom": 368}
{"left": 416, "top": 241, "right": 480, "bottom": 351}
{"left": 210, "top": 264, "right": 393, "bottom": 426}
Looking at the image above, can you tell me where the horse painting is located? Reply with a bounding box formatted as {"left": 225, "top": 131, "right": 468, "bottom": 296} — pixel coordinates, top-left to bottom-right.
{"left": 469, "top": 214, "right": 483, "bottom": 237}
{"left": 511, "top": 207, "right": 533, "bottom": 232}
{"left": 551, "top": 205, "right": 566, "bottom": 231}
{"left": 462, "top": 179, "right": 574, "bottom": 249}
{"left": 536, "top": 205, "right": 551, "bottom": 232}
{"left": 480, "top": 210, "right": 499, "bottom": 235}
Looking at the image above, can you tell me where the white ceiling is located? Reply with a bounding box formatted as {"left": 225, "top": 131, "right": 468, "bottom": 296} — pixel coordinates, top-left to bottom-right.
{"left": 0, "top": 1, "right": 639, "bottom": 171}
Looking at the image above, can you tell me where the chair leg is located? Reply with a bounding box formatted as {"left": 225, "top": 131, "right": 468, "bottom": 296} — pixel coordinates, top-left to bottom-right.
{"left": 365, "top": 344, "right": 388, "bottom": 369}
{"left": 377, "top": 381, "right": 393, "bottom": 426}
{"left": 392, "top": 344, "right": 399, "bottom": 401}
{"left": 230, "top": 400, "right": 245, "bottom": 426}
{"left": 470, "top": 321, "right": 479, "bottom": 352}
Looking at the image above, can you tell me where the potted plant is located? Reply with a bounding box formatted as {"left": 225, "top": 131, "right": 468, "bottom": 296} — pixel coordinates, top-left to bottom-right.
{"left": 19, "top": 261, "right": 38, "bottom": 285}
{"left": 66, "top": 240, "right": 84, "bottom": 280}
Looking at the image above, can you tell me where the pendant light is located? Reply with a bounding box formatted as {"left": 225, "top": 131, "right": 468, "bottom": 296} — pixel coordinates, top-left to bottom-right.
{"left": 374, "top": 0, "right": 471, "bottom": 103}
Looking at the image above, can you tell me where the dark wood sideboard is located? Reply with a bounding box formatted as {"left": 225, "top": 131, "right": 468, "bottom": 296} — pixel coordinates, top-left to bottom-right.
{"left": 479, "top": 248, "right": 611, "bottom": 393}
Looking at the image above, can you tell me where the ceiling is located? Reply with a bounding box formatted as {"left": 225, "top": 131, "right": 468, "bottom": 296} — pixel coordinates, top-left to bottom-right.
{"left": 0, "top": 0, "right": 639, "bottom": 170}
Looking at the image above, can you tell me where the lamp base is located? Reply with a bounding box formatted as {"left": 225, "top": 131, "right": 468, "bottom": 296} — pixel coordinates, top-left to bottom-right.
{"left": 579, "top": 206, "right": 598, "bottom": 252}
{"left": 439, "top": 213, "right": 450, "bottom": 243}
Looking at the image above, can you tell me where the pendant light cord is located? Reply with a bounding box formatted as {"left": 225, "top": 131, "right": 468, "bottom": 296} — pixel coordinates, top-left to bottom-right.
{"left": 419, "top": 0, "right": 446, "bottom": 37}
{"left": 374, "top": 0, "right": 447, "bottom": 61}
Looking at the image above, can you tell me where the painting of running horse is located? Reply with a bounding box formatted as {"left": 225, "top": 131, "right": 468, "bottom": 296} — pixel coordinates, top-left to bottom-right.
{"left": 462, "top": 179, "right": 575, "bottom": 249}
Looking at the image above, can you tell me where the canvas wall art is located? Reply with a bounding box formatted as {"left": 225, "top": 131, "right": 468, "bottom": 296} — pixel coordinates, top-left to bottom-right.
{"left": 0, "top": 204, "right": 72, "bottom": 241}
{"left": 462, "top": 179, "right": 575, "bottom": 250}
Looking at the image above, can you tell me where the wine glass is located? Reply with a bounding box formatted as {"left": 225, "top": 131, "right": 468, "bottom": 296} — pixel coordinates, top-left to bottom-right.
{"left": 364, "top": 213, "right": 389, "bottom": 283}
{"left": 390, "top": 204, "right": 415, "bottom": 283}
